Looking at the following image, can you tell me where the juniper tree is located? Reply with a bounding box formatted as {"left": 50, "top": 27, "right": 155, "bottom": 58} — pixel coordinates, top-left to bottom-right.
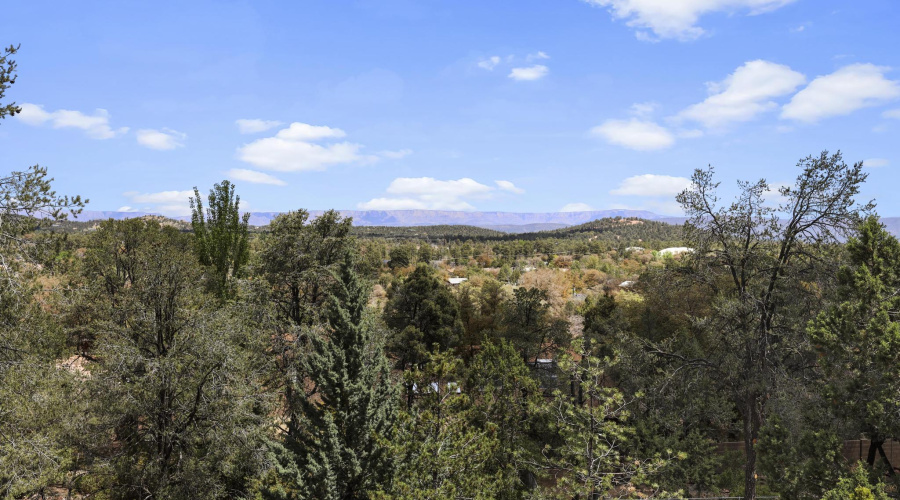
{"left": 269, "top": 257, "right": 397, "bottom": 499}
{"left": 810, "top": 216, "right": 900, "bottom": 475}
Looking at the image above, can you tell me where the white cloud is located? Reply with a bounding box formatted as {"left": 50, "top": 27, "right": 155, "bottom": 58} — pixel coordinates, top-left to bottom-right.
{"left": 358, "top": 198, "right": 429, "bottom": 210}
{"left": 124, "top": 190, "right": 195, "bottom": 217}
{"left": 678, "top": 60, "right": 806, "bottom": 128}
{"left": 610, "top": 174, "right": 691, "bottom": 197}
{"left": 227, "top": 168, "right": 286, "bottom": 186}
{"left": 630, "top": 101, "right": 659, "bottom": 117}
{"left": 591, "top": 119, "right": 675, "bottom": 151}
{"left": 236, "top": 119, "right": 283, "bottom": 134}
{"left": 884, "top": 109, "right": 900, "bottom": 119}
{"left": 275, "top": 122, "right": 347, "bottom": 141}
{"left": 508, "top": 65, "right": 549, "bottom": 81}
{"left": 378, "top": 149, "right": 413, "bottom": 160}
{"left": 864, "top": 158, "right": 890, "bottom": 168}
{"left": 16, "top": 103, "right": 128, "bottom": 139}
{"left": 359, "top": 177, "right": 521, "bottom": 211}
{"left": 581, "top": 0, "right": 797, "bottom": 41}
{"left": 238, "top": 122, "right": 372, "bottom": 172}
{"left": 136, "top": 128, "right": 187, "bottom": 150}
{"left": 478, "top": 56, "right": 501, "bottom": 70}
{"left": 561, "top": 203, "right": 594, "bottom": 212}
{"left": 116, "top": 206, "right": 138, "bottom": 212}
{"left": 527, "top": 51, "right": 550, "bottom": 61}
{"left": 782, "top": 64, "right": 900, "bottom": 123}
{"left": 495, "top": 180, "right": 525, "bottom": 194}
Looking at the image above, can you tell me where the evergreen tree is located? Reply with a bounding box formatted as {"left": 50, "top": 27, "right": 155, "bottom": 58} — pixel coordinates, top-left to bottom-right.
{"left": 269, "top": 257, "right": 398, "bottom": 499}
{"left": 810, "top": 216, "right": 900, "bottom": 474}
{"left": 190, "top": 180, "right": 250, "bottom": 296}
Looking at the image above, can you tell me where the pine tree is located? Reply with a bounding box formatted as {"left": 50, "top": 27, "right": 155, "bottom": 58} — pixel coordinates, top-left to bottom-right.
{"left": 275, "top": 257, "right": 398, "bottom": 499}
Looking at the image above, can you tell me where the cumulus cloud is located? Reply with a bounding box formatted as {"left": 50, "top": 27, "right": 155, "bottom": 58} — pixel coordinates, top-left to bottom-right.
{"left": 227, "top": 168, "right": 286, "bottom": 186}
{"left": 378, "top": 149, "right": 413, "bottom": 160}
{"left": 561, "top": 203, "right": 595, "bottom": 212}
{"left": 238, "top": 122, "right": 373, "bottom": 172}
{"left": 123, "top": 190, "right": 195, "bottom": 217}
{"left": 581, "top": 0, "right": 797, "bottom": 41}
{"left": 359, "top": 177, "right": 522, "bottom": 211}
{"left": 478, "top": 56, "right": 501, "bottom": 70}
{"left": 782, "top": 64, "right": 900, "bottom": 123}
{"left": 495, "top": 180, "right": 525, "bottom": 194}
{"left": 508, "top": 65, "right": 549, "bottom": 81}
{"left": 591, "top": 119, "right": 675, "bottom": 151}
{"left": 16, "top": 103, "right": 128, "bottom": 139}
{"left": 864, "top": 158, "right": 890, "bottom": 168}
{"left": 236, "top": 119, "right": 283, "bottom": 134}
{"left": 610, "top": 174, "right": 691, "bottom": 197}
{"left": 678, "top": 60, "right": 806, "bottom": 128}
{"left": 136, "top": 128, "right": 187, "bottom": 150}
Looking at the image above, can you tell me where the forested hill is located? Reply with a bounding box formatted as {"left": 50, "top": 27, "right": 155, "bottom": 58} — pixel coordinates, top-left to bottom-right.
{"left": 350, "top": 224, "right": 505, "bottom": 239}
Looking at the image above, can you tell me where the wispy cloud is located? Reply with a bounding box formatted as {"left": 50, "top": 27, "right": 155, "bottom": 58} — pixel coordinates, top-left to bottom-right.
{"left": 227, "top": 168, "right": 286, "bottom": 185}
{"left": 236, "top": 118, "right": 283, "bottom": 134}
{"left": 136, "top": 128, "right": 187, "bottom": 150}
{"left": 560, "top": 202, "right": 594, "bottom": 212}
{"left": 508, "top": 65, "right": 549, "bottom": 81}
{"left": 16, "top": 103, "right": 128, "bottom": 139}
{"left": 359, "top": 177, "right": 523, "bottom": 211}
{"left": 581, "top": 0, "right": 798, "bottom": 41}
{"left": 610, "top": 174, "right": 691, "bottom": 197}
{"left": 477, "top": 56, "right": 501, "bottom": 70}
{"left": 591, "top": 119, "right": 675, "bottom": 151}
{"left": 122, "top": 189, "right": 195, "bottom": 216}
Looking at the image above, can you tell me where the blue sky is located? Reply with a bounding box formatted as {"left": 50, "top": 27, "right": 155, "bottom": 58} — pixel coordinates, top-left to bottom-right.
{"left": 3, "top": 0, "right": 899, "bottom": 216}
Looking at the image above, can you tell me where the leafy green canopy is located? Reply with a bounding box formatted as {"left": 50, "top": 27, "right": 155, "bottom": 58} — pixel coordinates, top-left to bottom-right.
{"left": 190, "top": 180, "right": 250, "bottom": 295}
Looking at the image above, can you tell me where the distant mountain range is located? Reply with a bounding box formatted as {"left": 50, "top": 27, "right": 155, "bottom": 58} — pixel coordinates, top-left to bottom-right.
{"left": 72, "top": 209, "right": 688, "bottom": 229}
{"left": 72, "top": 209, "right": 900, "bottom": 236}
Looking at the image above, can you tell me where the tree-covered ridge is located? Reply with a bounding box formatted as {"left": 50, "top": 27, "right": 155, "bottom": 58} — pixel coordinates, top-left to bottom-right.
{"left": 348, "top": 223, "right": 506, "bottom": 239}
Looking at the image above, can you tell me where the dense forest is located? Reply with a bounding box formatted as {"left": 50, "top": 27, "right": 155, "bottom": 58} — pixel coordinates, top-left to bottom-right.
{"left": 3, "top": 46, "right": 900, "bottom": 500}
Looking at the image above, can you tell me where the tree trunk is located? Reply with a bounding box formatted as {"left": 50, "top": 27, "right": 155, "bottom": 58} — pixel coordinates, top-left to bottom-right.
{"left": 743, "top": 395, "right": 760, "bottom": 500}
{"left": 867, "top": 438, "right": 882, "bottom": 466}
{"left": 877, "top": 441, "right": 895, "bottom": 476}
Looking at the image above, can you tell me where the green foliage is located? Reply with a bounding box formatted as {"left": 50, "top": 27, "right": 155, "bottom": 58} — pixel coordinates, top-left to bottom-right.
{"left": 503, "top": 287, "right": 569, "bottom": 364}
{"left": 258, "top": 209, "right": 353, "bottom": 327}
{"left": 384, "top": 265, "right": 462, "bottom": 371}
{"left": 190, "top": 180, "right": 251, "bottom": 295}
{"left": 537, "top": 340, "right": 666, "bottom": 498}
{"left": 821, "top": 463, "right": 890, "bottom": 500}
{"left": 375, "top": 351, "right": 509, "bottom": 499}
{"left": 0, "top": 44, "right": 20, "bottom": 121}
{"left": 757, "top": 414, "right": 845, "bottom": 499}
{"left": 810, "top": 216, "right": 900, "bottom": 446}
{"left": 269, "top": 258, "right": 398, "bottom": 500}
{"left": 464, "top": 340, "right": 543, "bottom": 497}
{"left": 81, "top": 219, "right": 269, "bottom": 499}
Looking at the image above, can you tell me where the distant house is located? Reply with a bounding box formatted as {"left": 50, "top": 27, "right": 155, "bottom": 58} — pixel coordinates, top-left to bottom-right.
{"left": 447, "top": 277, "right": 468, "bottom": 285}
{"left": 658, "top": 247, "right": 694, "bottom": 256}
{"left": 625, "top": 246, "right": 645, "bottom": 252}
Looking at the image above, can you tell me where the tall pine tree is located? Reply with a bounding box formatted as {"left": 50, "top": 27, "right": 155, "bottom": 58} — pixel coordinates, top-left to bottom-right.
{"left": 267, "top": 257, "right": 398, "bottom": 499}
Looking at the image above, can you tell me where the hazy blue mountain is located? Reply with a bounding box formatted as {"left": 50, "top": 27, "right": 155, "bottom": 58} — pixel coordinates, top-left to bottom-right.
{"left": 71, "top": 210, "right": 900, "bottom": 238}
